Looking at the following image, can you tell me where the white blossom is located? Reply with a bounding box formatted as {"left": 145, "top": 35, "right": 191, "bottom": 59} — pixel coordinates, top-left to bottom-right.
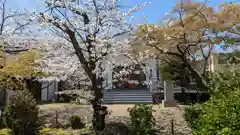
{"left": 23, "top": 0, "right": 155, "bottom": 93}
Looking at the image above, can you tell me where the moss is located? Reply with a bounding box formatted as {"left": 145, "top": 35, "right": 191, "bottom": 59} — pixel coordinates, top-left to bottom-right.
{"left": 0, "top": 128, "right": 12, "bottom": 135}
{"left": 39, "top": 128, "right": 91, "bottom": 135}
{"left": 0, "top": 128, "right": 91, "bottom": 135}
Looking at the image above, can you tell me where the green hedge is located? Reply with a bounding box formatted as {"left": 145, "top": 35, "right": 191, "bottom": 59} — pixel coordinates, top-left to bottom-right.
{"left": 0, "top": 128, "right": 90, "bottom": 135}
{"left": 0, "top": 128, "right": 11, "bottom": 135}
{"left": 184, "top": 71, "right": 240, "bottom": 135}
{"left": 192, "top": 90, "right": 240, "bottom": 135}
{"left": 39, "top": 128, "right": 90, "bottom": 135}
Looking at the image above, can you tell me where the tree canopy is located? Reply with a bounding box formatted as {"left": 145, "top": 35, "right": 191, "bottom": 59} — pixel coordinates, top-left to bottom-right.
{"left": 134, "top": 1, "right": 240, "bottom": 91}
{"left": 0, "top": 48, "right": 47, "bottom": 90}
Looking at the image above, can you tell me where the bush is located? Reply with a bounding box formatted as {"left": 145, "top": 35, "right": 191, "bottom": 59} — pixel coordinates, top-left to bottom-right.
{"left": 206, "top": 70, "right": 240, "bottom": 95}
{"left": 0, "top": 128, "right": 91, "bottom": 135}
{"left": 67, "top": 115, "right": 85, "bottom": 129}
{"left": 3, "top": 90, "right": 40, "bottom": 135}
{"left": 0, "top": 128, "right": 11, "bottom": 135}
{"left": 187, "top": 71, "right": 240, "bottom": 135}
{"left": 193, "top": 90, "right": 240, "bottom": 135}
{"left": 128, "top": 104, "right": 156, "bottom": 135}
{"left": 0, "top": 115, "right": 5, "bottom": 129}
{"left": 104, "top": 122, "right": 130, "bottom": 135}
{"left": 39, "top": 128, "right": 90, "bottom": 135}
{"left": 183, "top": 104, "right": 202, "bottom": 129}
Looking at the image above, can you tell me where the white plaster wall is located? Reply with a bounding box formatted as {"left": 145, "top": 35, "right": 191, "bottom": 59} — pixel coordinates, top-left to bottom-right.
{"left": 47, "top": 82, "right": 55, "bottom": 100}
{"left": 41, "top": 82, "right": 48, "bottom": 101}
{"left": 107, "top": 70, "right": 113, "bottom": 89}
{"left": 146, "top": 58, "right": 157, "bottom": 79}
{"left": 41, "top": 81, "right": 58, "bottom": 101}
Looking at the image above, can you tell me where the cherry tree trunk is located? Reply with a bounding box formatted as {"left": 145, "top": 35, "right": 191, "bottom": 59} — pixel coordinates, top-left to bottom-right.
{"left": 184, "top": 62, "right": 209, "bottom": 92}
{"left": 91, "top": 77, "right": 108, "bottom": 133}
{"left": 190, "top": 69, "right": 208, "bottom": 92}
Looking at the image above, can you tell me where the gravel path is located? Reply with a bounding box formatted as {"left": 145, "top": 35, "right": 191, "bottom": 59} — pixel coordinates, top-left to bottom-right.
{"left": 38, "top": 103, "right": 192, "bottom": 135}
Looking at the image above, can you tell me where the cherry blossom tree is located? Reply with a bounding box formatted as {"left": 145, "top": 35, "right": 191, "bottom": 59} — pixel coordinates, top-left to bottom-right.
{"left": 34, "top": 0, "right": 150, "bottom": 131}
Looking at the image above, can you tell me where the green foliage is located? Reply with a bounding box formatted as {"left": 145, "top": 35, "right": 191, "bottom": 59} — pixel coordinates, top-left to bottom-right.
{"left": 224, "top": 38, "right": 238, "bottom": 45}
{"left": 159, "top": 60, "right": 191, "bottom": 86}
{"left": 39, "top": 128, "right": 90, "bottom": 135}
{"left": 206, "top": 70, "right": 240, "bottom": 95}
{"left": 67, "top": 115, "right": 85, "bottom": 129}
{"left": 104, "top": 122, "right": 130, "bottom": 135}
{"left": 0, "top": 128, "right": 11, "bottom": 135}
{"left": 226, "top": 51, "right": 240, "bottom": 65}
{"left": 183, "top": 104, "right": 202, "bottom": 129}
{"left": 128, "top": 104, "right": 156, "bottom": 135}
{"left": 185, "top": 70, "right": 240, "bottom": 135}
{"left": 0, "top": 112, "right": 5, "bottom": 129}
{"left": 0, "top": 49, "right": 49, "bottom": 91}
{"left": 3, "top": 90, "right": 40, "bottom": 135}
{"left": 159, "top": 63, "right": 174, "bottom": 80}
{"left": 0, "top": 128, "right": 91, "bottom": 135}
{"left": 193, "top": 89, "right": 240, "bottom": 135}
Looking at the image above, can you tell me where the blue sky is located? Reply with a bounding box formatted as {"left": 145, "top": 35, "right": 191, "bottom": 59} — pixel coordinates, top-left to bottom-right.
{"left": 9, "top": 0, "right": 240, "bottom": 52}
{"left": 10, "top": 0, "right": 238, "bottom": 24}
{"left": 118, "top": 0, "right": 238, "bottom": 24}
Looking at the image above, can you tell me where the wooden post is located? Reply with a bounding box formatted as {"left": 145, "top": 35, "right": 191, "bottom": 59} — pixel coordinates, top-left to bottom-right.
{"left": 171, "top": 119, "right": 174, "bottom": 135}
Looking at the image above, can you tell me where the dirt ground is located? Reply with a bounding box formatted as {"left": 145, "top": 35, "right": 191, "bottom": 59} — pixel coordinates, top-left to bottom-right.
{"left": 38, "top": 103, "right": 191, "bottom": 135}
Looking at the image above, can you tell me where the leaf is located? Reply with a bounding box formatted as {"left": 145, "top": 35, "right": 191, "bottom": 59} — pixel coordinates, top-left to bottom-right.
{"left": 225, "top": 38, "right": 235, "bottom": 45}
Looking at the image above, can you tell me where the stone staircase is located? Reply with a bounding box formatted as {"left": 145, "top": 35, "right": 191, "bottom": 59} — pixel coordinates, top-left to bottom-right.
{"left": 103, "top": 88, "right": 153, "bottom": 104}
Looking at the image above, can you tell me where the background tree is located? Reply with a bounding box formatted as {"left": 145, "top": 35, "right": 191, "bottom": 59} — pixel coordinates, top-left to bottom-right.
{"left": 135, "top": 1, "right": 240, "bottom": 92}
{"left": 0, "top": 49, "right": 46, "bottom": 90}
{"left": 0, "top": 0, "right": 42, "bottom": 91}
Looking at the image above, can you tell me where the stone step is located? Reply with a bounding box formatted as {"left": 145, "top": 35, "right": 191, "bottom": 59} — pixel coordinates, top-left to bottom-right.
{"left": 105, "top": 90, "right": 150, "bottom": 93}
{"left": 103, "top": 100, "right": 153, "bottom": 104}
{"left": 104, "top": 93, "right": 152, "bottom": 96}
{"left": 103, "top": 95, "right": 152, "bottom": 99}
{"left": 103, "top": 92, "right": 153, "bottom": 104}
{"left": 104, "top": 96, "right": 152, "bottom": 100}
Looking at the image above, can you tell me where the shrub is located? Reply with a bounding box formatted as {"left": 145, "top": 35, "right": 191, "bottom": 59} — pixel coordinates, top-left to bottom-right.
{"left": 206, "top": 70, "right": 240, "bottom": 95}
{"left": 0, "top": 115, "right": 5, "bottom": 129}
{"left": 0, "top": 128, "right": 91, "bottom": 135}
{"left": 39, "top": 128, "right": 90, "bottom": 135}
{"left": 3, "top": 90, "right": 40, "bottom": 135}
{"left": 188, "top": 70, "right": 240, "bottom": 135}
{"left": 104, "top": 122, "right": 130, "bottom": 135}
{"left": 183, "top": 104, "right": 202, "bottom": 129}
{"left": 68, "top": 115, "right": 85, "bottom": 129}
{"left": 193, "top": 90, "right": 240, "bottom": 135}
{"left": 128, "top": 104, "right": 156, "bottom": 135}
{"left": 0, "top": 128, "right": 11, "bottom": 135}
